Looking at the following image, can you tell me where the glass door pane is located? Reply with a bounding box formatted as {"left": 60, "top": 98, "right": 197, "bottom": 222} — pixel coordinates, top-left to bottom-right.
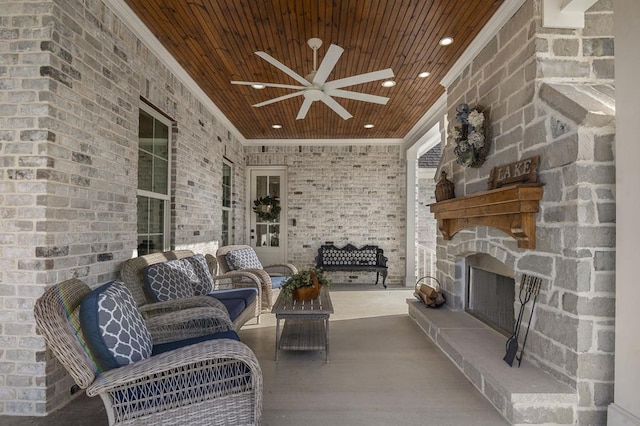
{"left": 249, "top": 168, "right": 286, "bottom": 265}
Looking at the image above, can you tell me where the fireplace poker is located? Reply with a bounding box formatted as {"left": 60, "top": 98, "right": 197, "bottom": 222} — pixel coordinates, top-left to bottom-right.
{"left": 503, "top": 274, "right": 542, "bottom": 367}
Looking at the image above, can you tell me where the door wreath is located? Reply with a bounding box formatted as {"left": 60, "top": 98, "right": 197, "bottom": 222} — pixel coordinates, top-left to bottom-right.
{"left": 253, "top": 195, "right": 281, "bottom": 222}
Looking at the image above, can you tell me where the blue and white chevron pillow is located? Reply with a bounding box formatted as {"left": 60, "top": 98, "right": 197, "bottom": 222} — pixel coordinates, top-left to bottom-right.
{"left": 226, "top": 248, "right": 263, "bottom": 270}
{"left": 143, "top": 258, "right": 198, "bottom": 302}
{"left": 80, "top": 281, "right": 153, "bottom": 371}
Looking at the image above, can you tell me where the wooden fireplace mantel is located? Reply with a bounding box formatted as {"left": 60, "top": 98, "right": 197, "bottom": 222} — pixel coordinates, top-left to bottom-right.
{"left": 429, "top": 183, "right": 543, "bottom": 249}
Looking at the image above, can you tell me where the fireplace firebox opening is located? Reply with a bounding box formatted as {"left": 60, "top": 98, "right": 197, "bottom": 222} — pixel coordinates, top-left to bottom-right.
{"left": 465, "top": 255, "right": 515, "bottom": 337}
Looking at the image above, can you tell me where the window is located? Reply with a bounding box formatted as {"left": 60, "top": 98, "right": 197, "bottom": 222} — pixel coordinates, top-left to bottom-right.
{"left": 137, "top": 103, "right": 171, "bottom": 255}
{"left": 221, "top": 160, "right": 233, "bottom": 247}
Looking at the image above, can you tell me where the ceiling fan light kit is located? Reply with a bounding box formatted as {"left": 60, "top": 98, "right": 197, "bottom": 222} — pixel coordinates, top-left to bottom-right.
{"left": 231, "top": 38, "right": 394, "bottom": 121}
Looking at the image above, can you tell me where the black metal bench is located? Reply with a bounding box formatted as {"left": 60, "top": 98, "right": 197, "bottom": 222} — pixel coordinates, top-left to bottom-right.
{"left": 315, "top": 244, "right": 388, "bottom": 288}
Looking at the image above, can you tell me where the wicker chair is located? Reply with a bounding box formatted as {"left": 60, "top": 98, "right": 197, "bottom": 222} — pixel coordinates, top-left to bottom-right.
{"left": 34, "top": 278, "right": 263, "bottom": 426}
{"left": 119, "top": 250, "right": 262, "bottom": 329}
{"left": 216, "top": 245, "right": 298, "bottom": 311}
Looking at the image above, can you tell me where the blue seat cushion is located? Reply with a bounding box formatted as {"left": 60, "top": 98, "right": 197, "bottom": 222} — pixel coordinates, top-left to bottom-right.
{"left": 152, "top": 330, "right": 239, "bottom": 355}
{"left": 214, "top": 298, "right": 245, "bottom": 321}
{"left": 208, "top": 288, "right": 257, "bottom": 321}
{"left": 270, "top": 275, "right": 288, "bottom": 289}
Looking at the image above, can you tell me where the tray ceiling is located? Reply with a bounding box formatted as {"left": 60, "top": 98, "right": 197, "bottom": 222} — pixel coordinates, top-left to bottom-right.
{"left": 123, "top": 0, "right": 505, "bottom": 140}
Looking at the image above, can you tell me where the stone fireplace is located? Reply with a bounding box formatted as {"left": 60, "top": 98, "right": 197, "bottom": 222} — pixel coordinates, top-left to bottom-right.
{"left": 409, "top": 1, "right": 615, "bottom": 424}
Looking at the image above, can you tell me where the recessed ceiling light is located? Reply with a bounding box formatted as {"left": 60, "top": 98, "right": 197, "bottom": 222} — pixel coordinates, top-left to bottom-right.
{"left": 439, "top": 37, "right": 454, "bottom": 46}
{"left": 381, "top": 80, "right": 396, "bottom": 87}
{"left": 251, "top": 84, "right": 266, "bottom": 89}
{"left": 364, "top": 124, "right": 374, "bottom": 129}
{"left": 418, "top": 71, "right": 431, "bottom": 78}
{"left": 271, "top": 124, "right": 282, "bottom": 129}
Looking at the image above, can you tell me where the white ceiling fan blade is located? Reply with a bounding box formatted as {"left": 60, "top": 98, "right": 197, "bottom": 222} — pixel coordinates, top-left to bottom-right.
{"left": 321, "top": 96, "right": 353, "bottom": 120}
{"left": 255, "top": 51, "right": 311, "bottom": 87}
{"left": 296, "top": 98, "right": 314, "bottom": 120}
{"left": 325, "top": 89, "right": 390, "bottom": 105}
{"left": 324, "top": 68, "right": 394, "bottom": 90}
{"left": 312, "top": 44, "right": 344, "bottom": 86}
{"left": 252, "top": 91, "right": 304, "bottom": 108}
{"left": 231, "top": 81, "right": 307, "bottom": 90}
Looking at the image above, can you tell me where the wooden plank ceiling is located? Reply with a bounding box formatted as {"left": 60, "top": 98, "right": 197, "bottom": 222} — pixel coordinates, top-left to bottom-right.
{"left": 124, "top": 0, "right": 504, "bottom": 140}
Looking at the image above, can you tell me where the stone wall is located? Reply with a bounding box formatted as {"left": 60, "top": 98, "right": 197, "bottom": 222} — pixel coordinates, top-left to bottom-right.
{"left": 245, "top": 144, "right": 406, "bottom": 285}
{"left": 436, "top": 0, "right": 615, "bottom": 423}
{"left": 0, "top": 0, "right": 244, "bottom": 415}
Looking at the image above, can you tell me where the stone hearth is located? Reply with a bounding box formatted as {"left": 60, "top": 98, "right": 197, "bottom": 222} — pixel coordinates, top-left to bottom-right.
{"left": 408, "top": 301, "right": 577, "bottom": 424}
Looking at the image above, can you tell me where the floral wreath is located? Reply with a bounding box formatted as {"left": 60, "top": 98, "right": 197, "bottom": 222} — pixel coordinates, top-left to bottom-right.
{"left": 253, "top": 195, "right": 281, "bottom": 222}
{"left": 451, "top": 103, "right": 489, "bottom": 168}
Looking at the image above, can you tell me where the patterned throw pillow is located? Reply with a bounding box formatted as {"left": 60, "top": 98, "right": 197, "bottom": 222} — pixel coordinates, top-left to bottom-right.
{"left": 185, "top": 254, "right": 214, "bottom": 296}
{"left": 226, "top": 247, "right": 263, "bottom": 270}
{"left": 80, "top": 281, "right": 153, "bottom": 371}
{"left": 143, "top": 258, "right": 197, "bottom": 302}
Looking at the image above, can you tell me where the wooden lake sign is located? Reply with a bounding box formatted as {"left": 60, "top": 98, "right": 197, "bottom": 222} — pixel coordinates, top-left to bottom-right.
{"left": 488, "top": 156, "right": 540, "bottom": 189}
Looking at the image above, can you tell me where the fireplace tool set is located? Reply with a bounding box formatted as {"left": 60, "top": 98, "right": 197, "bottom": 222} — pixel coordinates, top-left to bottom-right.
{"left": 503, "top": 274, "right": 542, "bottom": 367}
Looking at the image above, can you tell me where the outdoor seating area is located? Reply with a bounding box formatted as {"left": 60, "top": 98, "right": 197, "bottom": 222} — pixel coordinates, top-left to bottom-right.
{"left": 33, "top": 278, "right": 263, "bottom": 426}
{"left": 31, "top": 247, "right": 304, "bottom": 425}
{"left": 10, "top": 286, "right": 510, "bottom": 426}
{"left": 29, "top": 246, "right": 316, "bottom": 425}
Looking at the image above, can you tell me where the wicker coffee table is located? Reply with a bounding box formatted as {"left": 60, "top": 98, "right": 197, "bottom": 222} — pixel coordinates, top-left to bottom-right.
{"left": 271, "top": 286, "right": 334, "bottom": 362}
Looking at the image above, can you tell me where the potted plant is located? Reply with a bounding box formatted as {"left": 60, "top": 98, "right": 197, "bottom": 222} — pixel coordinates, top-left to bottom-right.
{"left": 280, "top": 268, "right": 330, "bottom": 300}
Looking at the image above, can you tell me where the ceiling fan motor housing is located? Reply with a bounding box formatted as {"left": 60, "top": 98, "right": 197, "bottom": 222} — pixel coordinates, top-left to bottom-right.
{"left": 307, "top": 38, "right": 323, "bottom": 50}
{"left": 303, "top": 87, "right": 324, "bottom": 101}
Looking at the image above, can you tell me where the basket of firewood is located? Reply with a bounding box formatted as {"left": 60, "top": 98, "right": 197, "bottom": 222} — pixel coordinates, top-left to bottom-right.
{"left": 414, "top": 276, "right": 446, "bottom": 308}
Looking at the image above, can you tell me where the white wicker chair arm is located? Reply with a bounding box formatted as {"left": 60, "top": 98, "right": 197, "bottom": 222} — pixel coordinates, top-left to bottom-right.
{"left": 146, "top": 307, "right": 234, "bottom": 344}
{"left": 86, "top": 339, "right": 261, "bottom": 396}
{"left": 238, "top": 268, "right": 271, "bottom": 283}
{"left": 212, "top": 270, "right": 262, "bottom": 289}
{"left": 139, "top": 295, "right": 227, "bottom": 318}
{"left": 235, "top": 269, "right": 273, "bottom": 310}
{"left": 263, "top": 263, "right": 298, "bottom": 275}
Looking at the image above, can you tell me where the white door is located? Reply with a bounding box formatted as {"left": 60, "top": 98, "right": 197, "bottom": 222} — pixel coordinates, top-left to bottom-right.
{"left": 248, "top": 167, "right": 287, "bottom": 266}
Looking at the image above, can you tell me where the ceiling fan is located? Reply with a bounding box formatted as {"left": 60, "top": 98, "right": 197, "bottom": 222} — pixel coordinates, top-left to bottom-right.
{"left": 231, "top": 38, "right": 394, "bottom": 120}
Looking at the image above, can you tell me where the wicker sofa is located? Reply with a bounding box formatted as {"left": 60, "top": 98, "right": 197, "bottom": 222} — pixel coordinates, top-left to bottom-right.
{"left": 120, "top": 250, "right": 264, "bottom": 330}
{"left": 34, "top": 278, "right": 263, "bottom": 425}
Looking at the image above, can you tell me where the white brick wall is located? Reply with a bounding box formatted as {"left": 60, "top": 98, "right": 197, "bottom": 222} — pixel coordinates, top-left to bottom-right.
{"left": 0, "top": 0, "right": 245, "bottom": 415}
{"left": 246, "top": 144, "right": 407, "bottom": 285}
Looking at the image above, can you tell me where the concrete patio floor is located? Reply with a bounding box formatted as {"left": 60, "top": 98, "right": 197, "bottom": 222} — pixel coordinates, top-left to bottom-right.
{"left": 1, "top": 284, "right": 508, "bottom": 425}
